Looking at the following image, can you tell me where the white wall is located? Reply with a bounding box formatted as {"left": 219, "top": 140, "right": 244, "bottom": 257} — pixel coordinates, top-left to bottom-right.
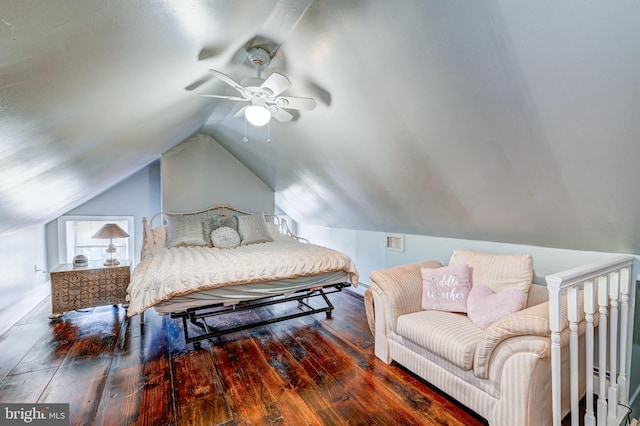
{"left": 0, "top": 225, "right": 49, "bottom": 335}
{"left": 297, "top": 223, "right": 638, "bottom": 294}
{"left": 162, "top": 134, "right": 274, "bottom": 213}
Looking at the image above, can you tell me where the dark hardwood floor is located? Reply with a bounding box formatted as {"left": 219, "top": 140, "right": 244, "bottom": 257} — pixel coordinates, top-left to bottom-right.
{"left": 0, "top": 289, "right": 491, "bottom": 425}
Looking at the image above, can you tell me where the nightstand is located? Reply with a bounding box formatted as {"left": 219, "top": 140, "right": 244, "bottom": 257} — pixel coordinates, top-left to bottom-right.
{"left": 49, "top": 260, "right": 131, "bottom": 318}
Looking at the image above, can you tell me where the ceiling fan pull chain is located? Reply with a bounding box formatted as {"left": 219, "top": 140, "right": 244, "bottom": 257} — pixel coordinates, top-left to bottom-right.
{"left": 267, "top": 121, "right": 271, "bottom": 143}
{"left": 242, "top": 116, "right": 249, "bottom": 143}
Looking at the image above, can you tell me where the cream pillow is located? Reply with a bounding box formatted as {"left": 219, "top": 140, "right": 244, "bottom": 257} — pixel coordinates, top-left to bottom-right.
{"left": 143, "top": 224, "right": 167, "bottom": 259}
{"left": 267, "top": 222, "right": 291, "bottom": 242}
{"left": 448, "top": 249, "right": 533, "bottom": 302}
{"left": 144, "top": 224, "right": 167, "bottom": 247}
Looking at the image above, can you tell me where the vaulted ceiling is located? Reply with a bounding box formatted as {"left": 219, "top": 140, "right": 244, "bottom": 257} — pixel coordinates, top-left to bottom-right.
{"left": 2, "top": 1, "right": 639, "bottom": 254}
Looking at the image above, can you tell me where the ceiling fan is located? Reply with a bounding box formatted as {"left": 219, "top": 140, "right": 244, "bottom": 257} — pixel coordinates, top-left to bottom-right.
{"left": 198, "top": 47, "right": 317, "bottom": 126}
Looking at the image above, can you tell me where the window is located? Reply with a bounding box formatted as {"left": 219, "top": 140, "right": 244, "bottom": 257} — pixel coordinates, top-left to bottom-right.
{"left": 57, "top": 216, "right": 135, "bottom": 265}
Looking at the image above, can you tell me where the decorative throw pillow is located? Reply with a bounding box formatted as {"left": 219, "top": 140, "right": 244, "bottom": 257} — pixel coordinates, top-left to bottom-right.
{"left": 143, "top": 224, "right": 167, "bottom": 259}
{"left": 448, "top": 249, "right": 533, "bottom": 303}
{"left": 237, "top": 213, "right": 274, "bottom": 245}
{"left": 210, "top": 226, "right": 241, "bottom": 249}
{"left": 166, "top": 214, "right": 209, "bottom": 248}
{"left": 144, "top": 224, "right": 167, "bottom": 247}
{"left": 201, "top": 216, "right": 238, "bottom": 246}
{"left": 467, "top": 285, "right": 526, "bottom": 329}
{"left": 421, "top": 264, "right": 471, "bottom": 313}
{"left": 267, "top": 222, "right": 288, "bottom": 241}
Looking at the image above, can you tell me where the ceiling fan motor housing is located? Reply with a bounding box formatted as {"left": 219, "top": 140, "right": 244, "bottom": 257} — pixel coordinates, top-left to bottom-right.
{"left": 248, "top": 47, "right": 271, "bottom": 68}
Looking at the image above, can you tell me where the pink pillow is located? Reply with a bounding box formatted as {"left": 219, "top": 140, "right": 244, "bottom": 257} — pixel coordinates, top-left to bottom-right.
{"left": 467, "top": 285, "right": 526, "bottom": 329}
{"left": 421, "top": 264, "right": 471, "bottom": 313}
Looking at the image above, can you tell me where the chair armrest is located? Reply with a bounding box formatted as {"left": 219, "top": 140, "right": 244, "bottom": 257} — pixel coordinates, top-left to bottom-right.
{"left": 370, "top": 260, "right": 442, "bottom": 333}
{"left": 473, "top": 301, "right": 551, "bottom": 378}
{"left": 473, "top": 290, "right": 595, "bottom": 379}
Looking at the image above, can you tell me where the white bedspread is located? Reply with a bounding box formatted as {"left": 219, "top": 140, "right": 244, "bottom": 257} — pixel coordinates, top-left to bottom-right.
{"left": 126, "top": 240, "right": 359, "bottom": 316}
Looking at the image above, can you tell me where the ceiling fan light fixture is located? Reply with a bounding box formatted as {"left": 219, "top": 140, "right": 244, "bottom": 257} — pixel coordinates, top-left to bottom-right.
{"left": 199, "top": 50, "right": 316, "bottom": 126}
{"left": 245, "top": 105, "right": 271, "bottom": 126}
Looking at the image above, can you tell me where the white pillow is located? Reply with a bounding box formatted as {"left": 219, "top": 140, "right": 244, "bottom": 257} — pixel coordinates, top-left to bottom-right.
{"left": 267, "top": 222, "right": 291, "bottom": 241}
{"left": 210, "top": 226, "right": 241, "bottom": 249}
{"left": 143, "top": 224, "right": 167, "bottom": 259}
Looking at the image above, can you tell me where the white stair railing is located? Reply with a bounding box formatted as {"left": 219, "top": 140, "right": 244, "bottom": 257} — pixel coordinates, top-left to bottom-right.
{"left": 546, "top": 255, "right": 633, "bottom": 426}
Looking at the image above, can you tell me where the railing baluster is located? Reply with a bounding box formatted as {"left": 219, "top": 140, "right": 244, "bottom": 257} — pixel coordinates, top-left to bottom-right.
{"left": 548, "top": 285, "right": 562, "bottom": 426}
{"left": 608, "top": 271, "right": 620, "bottom": 421}
{"left": 618, "top": 267, "right": 631, "bottom": 406}
{"left": 545, "top": 255, "right": 633, "bottom": 426}
{"left": 568, "top": 286, "right": 579, "bottom": 426}
{"left": 583, "top": 280, "right": 596, "bottom": 426}
{"left": 597, "top": 275, "right": 609, "bottom": 425}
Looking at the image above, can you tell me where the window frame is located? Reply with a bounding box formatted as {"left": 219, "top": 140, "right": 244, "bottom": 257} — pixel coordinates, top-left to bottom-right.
{"left": 57, "top": 215, "right": 135, "bottom": 265}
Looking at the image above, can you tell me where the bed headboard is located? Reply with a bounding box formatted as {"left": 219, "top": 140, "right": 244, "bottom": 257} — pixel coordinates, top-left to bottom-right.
{"left": 140, "top": 204, "right": 304, "bottom": 260}
{"left": 147, "top": 204, "right": 252, "bottom": 227}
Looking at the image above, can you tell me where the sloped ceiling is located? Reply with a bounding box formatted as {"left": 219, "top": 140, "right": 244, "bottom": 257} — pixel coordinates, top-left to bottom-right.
{"left": 2, "top": 1, "right": 640, "bottom": 254}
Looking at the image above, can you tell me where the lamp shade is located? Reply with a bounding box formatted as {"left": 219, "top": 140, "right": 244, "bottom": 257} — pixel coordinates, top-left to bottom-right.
{"left": 245, "top": 105, "right": 271, "bottom": 126}
{"left": 92, "top": 223, "right": 129, "bottom": 266}
{"left": 92, "top": 223, "right": 129, "bottom": 239}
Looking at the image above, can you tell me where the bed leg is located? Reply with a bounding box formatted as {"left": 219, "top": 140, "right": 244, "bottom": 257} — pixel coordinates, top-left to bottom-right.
{"left": 140, "top": 311, "right": 145, "bottom": 324}
{"left": 326, "top": 310, "right": 333, "bottom": 319}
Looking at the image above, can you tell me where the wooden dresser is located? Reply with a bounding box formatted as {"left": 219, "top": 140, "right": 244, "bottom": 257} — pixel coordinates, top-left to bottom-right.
{"left": 49, "top": 260, "right": 131, "bottom": 318}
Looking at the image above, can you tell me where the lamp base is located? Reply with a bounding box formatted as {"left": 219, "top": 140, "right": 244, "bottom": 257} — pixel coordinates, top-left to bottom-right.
{"left": 103, "top": 259, "right": 120, "bottom": 266}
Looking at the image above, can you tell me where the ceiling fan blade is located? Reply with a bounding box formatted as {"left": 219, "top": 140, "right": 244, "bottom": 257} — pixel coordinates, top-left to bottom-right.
{"left": 306, "top": 80, "right": 332, "bottom": 106}
{"left": 271, "top": 107, "right": 293, "bottom": 123}
{"left": 208, "top": 69, "right": 247, "bottom": 94}
{"left": 233, "top": 105, "right": 249, "bottom": 118}
{"left": 261, "top": 72, "right": 291, "bottom": 97}
{"left": 198, "top": 44, "right": 226, "bottom": 61}
{"left": 274, "top": 96, "right": 317, "bottom": 111}
{"left": 185, "top": 74, "right": 212, "bottom": 91}
{"left": 197, "top": 94, "right": 248, "bottom": 101}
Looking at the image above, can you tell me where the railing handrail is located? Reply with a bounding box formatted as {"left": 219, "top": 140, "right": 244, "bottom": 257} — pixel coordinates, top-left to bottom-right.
{"left": 546, "top": 255, "right": 633, "bottom": 291}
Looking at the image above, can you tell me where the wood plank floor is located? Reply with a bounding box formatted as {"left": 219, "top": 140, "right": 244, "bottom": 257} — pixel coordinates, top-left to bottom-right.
{"left": 0, "top": 290, "right": 493, "bottom": 425}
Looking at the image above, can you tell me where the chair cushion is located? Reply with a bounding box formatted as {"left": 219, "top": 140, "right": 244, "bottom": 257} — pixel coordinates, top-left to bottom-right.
{"left": 448, "top": 249, "right": 533, "bottom": 302}
{"left": 396, "top": 310, "right": 484, "bottom": 370}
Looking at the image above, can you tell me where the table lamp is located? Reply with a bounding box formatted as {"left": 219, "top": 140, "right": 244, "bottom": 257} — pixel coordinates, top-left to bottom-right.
{"left": 91, "top": 223, "right": 129, "bottom": 266}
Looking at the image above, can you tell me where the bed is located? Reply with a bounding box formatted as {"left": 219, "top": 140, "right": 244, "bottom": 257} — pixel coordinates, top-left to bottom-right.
{"left": 127, "top": 205, "right": 359, "bottom": 346}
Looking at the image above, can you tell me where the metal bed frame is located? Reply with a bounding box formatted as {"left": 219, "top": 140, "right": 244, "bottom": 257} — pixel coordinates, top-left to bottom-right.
{"left": 170, "top": 282, "right": 351, "bottom": 347}
{"left": 139, "top": 204, "right": 356, "bottom": 347}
